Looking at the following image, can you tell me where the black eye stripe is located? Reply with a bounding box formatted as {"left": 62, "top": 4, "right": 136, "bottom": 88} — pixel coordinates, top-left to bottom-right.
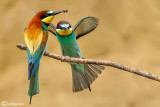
{"left": 57, "top": 26, "right": 63, "bottom": 29}
{"left": 41, "top": 15, "right": 45, "bottom": 19}
{"left": 48, "top": 13, "right": 52, "bottom": 16}
{"left": 56, "top": 24, "right": 72, "bottom": 29}
{"left": 41, "top": 13, "right": 52, "bottom": 19}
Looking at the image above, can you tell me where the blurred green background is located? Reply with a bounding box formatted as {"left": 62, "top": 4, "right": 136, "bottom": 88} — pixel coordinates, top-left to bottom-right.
{"left": 1, "top": 0, "right": 160, "bottom": 107}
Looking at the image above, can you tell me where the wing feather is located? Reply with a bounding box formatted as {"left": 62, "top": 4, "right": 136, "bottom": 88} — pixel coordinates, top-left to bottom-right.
{"left": 25, "top": 29, "right": 43, "bottom": 54}
{"left": 73, "top": 16, "right": 99, "bottom": 39}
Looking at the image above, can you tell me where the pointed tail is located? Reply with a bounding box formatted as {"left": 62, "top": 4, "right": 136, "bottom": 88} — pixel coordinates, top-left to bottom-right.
{"left": 28, "top": 65, "right": 40, "bottom": 104}
{"left": 71, "top": 64, "right": 105, "bottom": 92}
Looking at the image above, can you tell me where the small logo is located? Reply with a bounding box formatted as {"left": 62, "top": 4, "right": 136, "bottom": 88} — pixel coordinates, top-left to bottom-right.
{"left": 1, "top": 101, "right": 24, "bottom": 106}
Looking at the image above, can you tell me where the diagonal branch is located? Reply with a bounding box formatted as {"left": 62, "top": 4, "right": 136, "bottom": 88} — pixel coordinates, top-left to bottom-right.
{"left": 16, "top": 44, "right": 160, "bottom": 82}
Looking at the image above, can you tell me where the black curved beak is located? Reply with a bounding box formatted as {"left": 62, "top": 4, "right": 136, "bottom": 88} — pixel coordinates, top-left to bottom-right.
{"left": 63, "top": 26, "right": 69, "bottom": 30}
{"left": 52, "top": 9, "right": 68, "bottom": 15}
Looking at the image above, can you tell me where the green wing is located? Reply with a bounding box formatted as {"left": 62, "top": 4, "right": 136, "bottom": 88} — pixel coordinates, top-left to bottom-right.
{"left": 73, "top": 16, "right": 99, "bottom": 39}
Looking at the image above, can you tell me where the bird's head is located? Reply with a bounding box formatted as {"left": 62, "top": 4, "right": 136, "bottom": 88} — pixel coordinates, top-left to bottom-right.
{"left": 56, "top": 20, "right": 73, "bottom": 36}
{"left": 30, "top": 10, "right": 67, "bottom": 30}
{"left": 27, "top": 10, "right": 67, "bottom": 30}
{"left": 40, "top": 10, "right": 66, "bottom": 24}
{"left": 40, "top": 10, "right": 68, "bottom": 24}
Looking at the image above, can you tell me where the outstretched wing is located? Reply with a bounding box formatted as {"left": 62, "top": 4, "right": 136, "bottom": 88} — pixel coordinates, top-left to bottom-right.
{"left": 48, "top": 23, "right": 56, "bottom": 36}
{"left": 73, "top": 16, "right": 99, "bottom": 39}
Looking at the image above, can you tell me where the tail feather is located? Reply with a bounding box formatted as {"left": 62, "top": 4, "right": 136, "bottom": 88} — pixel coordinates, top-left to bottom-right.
{"left": 72, "top": 67, "right": 89, "bottom": 92}
{"left": 29, "top": 96, "right": 32, "bottom": 104}
{"left": 28, "top": 62, "right": 34, "bottom": 80}
{"left": 84, "top": 65, "right": 95, "bottom": 83}
{"left": 89, "top": 64, "right": 103, "bottom": 74}
{"left": 72, "top": 64, "right": 105, "bottom": 92}
{"left": 86, "top": 64, "right": 98, "bottom": 80}
{"left": 28, "top": 65, "right": 39, "bottom": 104}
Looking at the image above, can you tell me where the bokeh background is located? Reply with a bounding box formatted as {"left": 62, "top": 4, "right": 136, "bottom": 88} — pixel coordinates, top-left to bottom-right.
{"left": 1, "top": 0, "right": 160, "bottom": 107}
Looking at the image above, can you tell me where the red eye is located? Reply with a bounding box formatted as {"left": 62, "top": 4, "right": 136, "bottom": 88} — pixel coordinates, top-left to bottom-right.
{"left": 45, "top": 14, "right": 48, "bottom": 17}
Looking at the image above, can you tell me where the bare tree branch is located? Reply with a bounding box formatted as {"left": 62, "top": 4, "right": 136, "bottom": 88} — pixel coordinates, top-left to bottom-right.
{"left": 16, "top": 44, "right": 160, "bottom": 82}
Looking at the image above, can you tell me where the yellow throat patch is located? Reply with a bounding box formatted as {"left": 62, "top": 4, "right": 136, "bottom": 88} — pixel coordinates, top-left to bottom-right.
{"left": 57, "top": 29, "right": 72, "bottom": 36}
{"left": 42, "top": 16, "right": 55, "bottom": 24}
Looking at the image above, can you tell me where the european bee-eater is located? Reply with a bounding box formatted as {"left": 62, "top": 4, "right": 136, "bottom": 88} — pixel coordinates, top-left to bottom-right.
{"left": 24, "top": 9, "right": 67, "bottom": 104}
{"left": 52, "top": 16, "right": 105, "bottom": 92}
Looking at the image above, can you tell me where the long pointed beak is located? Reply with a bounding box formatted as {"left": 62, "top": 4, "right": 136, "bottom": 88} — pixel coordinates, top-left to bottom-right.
{"left": 52, "top": 9, "right": 68, "bottom": 15}
{"left": 63, "top": 26, "right": 68, "bottom": 30}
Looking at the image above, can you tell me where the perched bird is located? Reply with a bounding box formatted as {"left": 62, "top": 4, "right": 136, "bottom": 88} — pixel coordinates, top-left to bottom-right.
{"left": 50, "top": 16, "right": 105, "bottom": 92}
{"left": 24, "top": 9, "right": 67, "bottom": 104}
